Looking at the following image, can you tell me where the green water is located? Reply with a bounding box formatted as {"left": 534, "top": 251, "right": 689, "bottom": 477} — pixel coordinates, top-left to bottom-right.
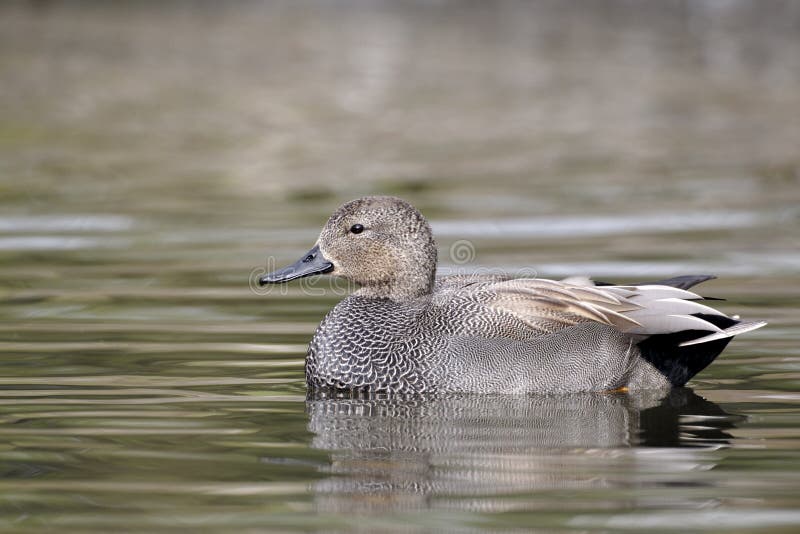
{"left": 1, "top": 1, "right": 799, "bottom": 532}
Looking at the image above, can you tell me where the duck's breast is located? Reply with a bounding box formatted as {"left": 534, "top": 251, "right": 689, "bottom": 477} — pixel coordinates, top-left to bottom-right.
{"left": 306, "top": 296, "right": 443, "bottom": 392}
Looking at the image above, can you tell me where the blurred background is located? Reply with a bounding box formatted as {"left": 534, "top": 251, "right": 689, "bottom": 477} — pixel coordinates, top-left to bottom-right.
{"left": 1, "top": 0, "right": 798, "bottom": 281}
{"left": 1, "top": 1, "right": 799, "bottom": 531}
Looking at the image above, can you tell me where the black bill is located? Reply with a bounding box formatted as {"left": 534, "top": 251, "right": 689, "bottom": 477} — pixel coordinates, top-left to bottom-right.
{"left": 258, "top": 244, "right": 334, "bottom": 285}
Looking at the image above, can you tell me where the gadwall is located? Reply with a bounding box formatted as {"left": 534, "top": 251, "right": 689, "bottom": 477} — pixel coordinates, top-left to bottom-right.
{"left": 259, "top": 196, "right": 766, "bottom": 394}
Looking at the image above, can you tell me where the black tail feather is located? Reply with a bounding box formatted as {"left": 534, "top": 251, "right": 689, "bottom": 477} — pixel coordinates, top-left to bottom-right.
{"left": 632, "top": 274, "right": 717, "bottom": 290}
{"left": 595, "top": 274, "right": 717, "bottom": 290}
{"left": 637, "top": 313, "right": 738, "bottom": 387}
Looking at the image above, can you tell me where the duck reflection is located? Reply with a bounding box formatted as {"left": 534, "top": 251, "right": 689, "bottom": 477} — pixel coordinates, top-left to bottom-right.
{"left": 306, "top": 389, "right": 740, "bottom": 514}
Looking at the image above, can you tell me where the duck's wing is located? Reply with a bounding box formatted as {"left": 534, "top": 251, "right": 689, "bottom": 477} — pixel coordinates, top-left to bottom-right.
{"left": 471, "top": 278, "right": 643, "bottom": 334}
{"left": 472, "top": 277, "right": 766, "bottom": 344}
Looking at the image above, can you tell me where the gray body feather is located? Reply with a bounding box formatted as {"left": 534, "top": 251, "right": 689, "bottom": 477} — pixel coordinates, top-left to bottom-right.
{"left": 307, "top": 292, "right": 638, "bottom": 393}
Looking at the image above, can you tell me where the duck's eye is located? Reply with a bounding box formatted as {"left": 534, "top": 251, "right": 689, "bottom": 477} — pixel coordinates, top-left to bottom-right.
{"left": 350, "top": 224, "right": 364, "bottom": 234}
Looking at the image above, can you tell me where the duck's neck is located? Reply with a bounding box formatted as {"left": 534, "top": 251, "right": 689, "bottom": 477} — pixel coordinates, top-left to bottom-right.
{"left": 355, "top": 270, "right": 436, "bottom": 301}
{"left": 356, "top": 246, "right": 437, "bottom": 301}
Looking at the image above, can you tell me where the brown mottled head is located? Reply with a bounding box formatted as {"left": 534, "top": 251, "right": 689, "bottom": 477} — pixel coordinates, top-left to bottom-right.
{"left": 259, "top": 196, "right": 437, "bottom": 301}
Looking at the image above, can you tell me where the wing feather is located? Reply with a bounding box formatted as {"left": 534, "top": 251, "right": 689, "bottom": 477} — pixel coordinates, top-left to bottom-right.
{"left": 679, "top": 321, "right": 767, "bottom": 346}
{"left": 475, "top": 278, "right": 732, "bottom": 338}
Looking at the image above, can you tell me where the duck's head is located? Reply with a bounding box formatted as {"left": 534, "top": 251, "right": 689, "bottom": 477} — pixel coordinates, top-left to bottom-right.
{"left": 259, "top": 196, "right": 437, "bottom": 301}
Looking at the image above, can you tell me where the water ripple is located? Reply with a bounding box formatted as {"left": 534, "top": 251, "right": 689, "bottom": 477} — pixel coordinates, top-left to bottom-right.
{"left": 433, "top": 211, "right": 762, "bottom": 238}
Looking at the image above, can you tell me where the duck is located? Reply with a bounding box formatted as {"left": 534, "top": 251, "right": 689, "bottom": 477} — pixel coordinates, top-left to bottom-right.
{"left": 258, "top": 195, "right": 766, "bottom": 394}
